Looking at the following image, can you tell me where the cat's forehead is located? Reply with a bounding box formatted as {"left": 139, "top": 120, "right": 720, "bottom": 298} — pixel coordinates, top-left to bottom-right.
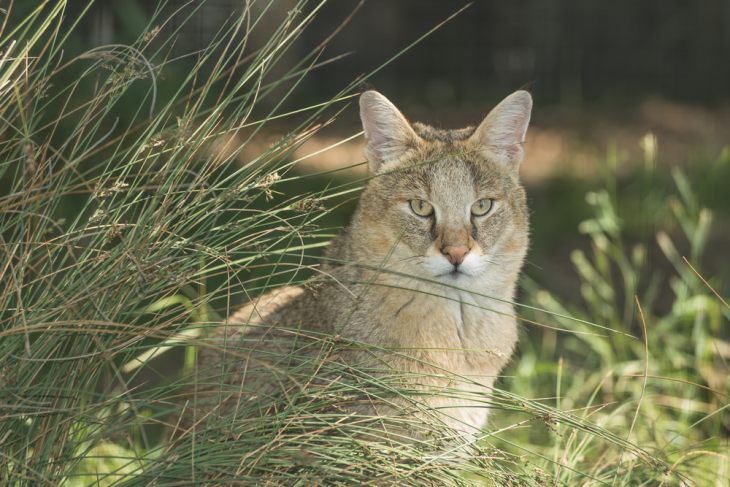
{"left": 427, "top": 158, "right": 478, "bottom": 192}
{"left": 412, "top": 122, "right": 476, "bottom": 142}
{"left": 374, "top": 123, "right": 516, "bottom": 199}
{"left": 399, "top": 155, "right": 505, "bottom": 197}
{"left": 408, "top": 122, "right": 509, "bottom": 186}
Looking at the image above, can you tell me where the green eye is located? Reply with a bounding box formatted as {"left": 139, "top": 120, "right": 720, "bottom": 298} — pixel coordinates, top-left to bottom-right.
{"left": 409, "top": 199, "right": 434, "bottom": 217}
{"left": 471, "top": 198, "right": 494, "bottom": 216}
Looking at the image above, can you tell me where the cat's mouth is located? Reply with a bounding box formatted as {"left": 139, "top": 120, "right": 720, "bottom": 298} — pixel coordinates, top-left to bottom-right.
{"left": 437, "top": 265, "right": 468, "bottom": 278}
{"left": 419, "top": 254, "right": 479, "bottom": 279}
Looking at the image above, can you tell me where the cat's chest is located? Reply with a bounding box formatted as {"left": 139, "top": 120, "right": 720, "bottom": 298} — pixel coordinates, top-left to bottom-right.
{"left": 373, "top": 283, "right": 517, "bottom": 371}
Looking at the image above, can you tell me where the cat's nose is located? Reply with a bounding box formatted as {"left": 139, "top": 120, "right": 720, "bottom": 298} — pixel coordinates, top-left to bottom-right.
{"left": 442, "top": 245, "right": 469, "bottom": 266}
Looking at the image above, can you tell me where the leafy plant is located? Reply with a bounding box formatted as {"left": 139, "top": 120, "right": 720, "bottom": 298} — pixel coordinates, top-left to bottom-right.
{"left": 505, "top": 152, "right": 729, "bottom": 485}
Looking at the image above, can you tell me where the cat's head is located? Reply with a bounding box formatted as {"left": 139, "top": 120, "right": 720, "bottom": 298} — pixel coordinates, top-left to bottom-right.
{"left": 351, "top": 90, "right": 531, "bottom": 290}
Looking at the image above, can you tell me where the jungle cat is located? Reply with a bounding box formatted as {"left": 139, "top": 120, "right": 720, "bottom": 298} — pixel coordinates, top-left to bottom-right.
{"left": 192, "top": 90, "right": 532, "bottom": 443}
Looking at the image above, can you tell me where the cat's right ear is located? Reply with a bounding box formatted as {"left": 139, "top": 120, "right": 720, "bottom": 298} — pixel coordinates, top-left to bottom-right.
{"left": 359, "top": 91, "right": 420, "bottom": 173}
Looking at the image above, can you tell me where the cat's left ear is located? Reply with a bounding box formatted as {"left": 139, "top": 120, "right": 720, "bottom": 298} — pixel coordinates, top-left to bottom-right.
{"left": 467, "top": 90, "right": 532, "bottom": 173}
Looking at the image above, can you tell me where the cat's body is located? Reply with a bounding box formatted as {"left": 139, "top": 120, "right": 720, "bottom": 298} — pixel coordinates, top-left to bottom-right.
{"left": 194, "top": 90, "right": 532, "bottom": 442}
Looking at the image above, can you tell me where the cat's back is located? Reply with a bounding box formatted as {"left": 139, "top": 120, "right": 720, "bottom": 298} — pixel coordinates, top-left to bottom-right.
{"left": 202, "top": 285, "right": 317, "bottom": 357}
{"left": 228, "top": 285, "right": 308, "bottom": 328}
{"left": 182, "top": 286, "right": 328, "bottom": 423}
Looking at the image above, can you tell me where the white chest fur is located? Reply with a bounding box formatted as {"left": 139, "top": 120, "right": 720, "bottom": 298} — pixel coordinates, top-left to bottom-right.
{"left": 362, "top": 278, "right": 518, "bottom": 434}
{"left": 374, "top": 279, "right": 517, "bottom": 366}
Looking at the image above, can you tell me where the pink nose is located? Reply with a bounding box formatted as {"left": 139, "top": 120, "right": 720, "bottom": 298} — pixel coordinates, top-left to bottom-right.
{"left": 442, "top": 245, "right": 469, "bottom": 266}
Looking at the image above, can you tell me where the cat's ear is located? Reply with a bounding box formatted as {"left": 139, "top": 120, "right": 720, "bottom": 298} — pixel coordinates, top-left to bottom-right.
{"left": 359, "top": 90, "right": 420, "bottom": 172}
{"left": 468, "top": 90, "right": 532, "bottom": 173}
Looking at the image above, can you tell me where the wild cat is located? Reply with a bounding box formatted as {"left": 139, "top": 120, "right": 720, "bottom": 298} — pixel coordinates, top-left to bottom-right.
{"left": 192, "top": 89, "right": 532, "bottom": 443}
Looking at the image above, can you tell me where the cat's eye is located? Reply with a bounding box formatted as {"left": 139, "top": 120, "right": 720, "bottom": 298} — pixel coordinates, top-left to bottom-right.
{"left": 471, "top": 198, "right": 494, "bottom": 217}
{"left": 409, "top": 199, "right": 434, "bottom": 217}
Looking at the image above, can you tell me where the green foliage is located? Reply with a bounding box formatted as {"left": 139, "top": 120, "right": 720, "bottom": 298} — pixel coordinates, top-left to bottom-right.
{"left": 504, "top": 157, "right": 729, "bottom": 484}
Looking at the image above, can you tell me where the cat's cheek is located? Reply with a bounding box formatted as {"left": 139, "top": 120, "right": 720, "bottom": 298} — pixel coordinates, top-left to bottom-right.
{"left": 420, "top": 254, "right": 453, "bottom": 277}
{"left": 396, "top": 215, "right": 434, "bottom": 254}
{"left": 472, "top": 223, "right": 502, "bottom": 251}
{"left": 458, "top": 252, "right": 486, "bottom": 277}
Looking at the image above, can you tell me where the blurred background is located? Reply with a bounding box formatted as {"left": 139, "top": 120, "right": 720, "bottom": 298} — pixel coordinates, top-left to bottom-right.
{"left": 64, "top": 0, "right": 730, "bottom": 294}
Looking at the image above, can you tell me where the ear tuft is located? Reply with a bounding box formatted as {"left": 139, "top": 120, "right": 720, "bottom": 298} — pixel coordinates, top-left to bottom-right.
{"left": 468, "top": 90, "right": 533, "bottom": 172}
{"left": 359, "top": 91, "right": 419, "bottom": 173}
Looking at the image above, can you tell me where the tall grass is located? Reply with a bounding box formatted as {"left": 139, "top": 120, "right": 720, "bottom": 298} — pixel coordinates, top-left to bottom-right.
{"left": 0, "top": 1, "right": 360, "bottom": 483}
{"left": 1, "top": 1, "right": 728, "bottom": 485}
